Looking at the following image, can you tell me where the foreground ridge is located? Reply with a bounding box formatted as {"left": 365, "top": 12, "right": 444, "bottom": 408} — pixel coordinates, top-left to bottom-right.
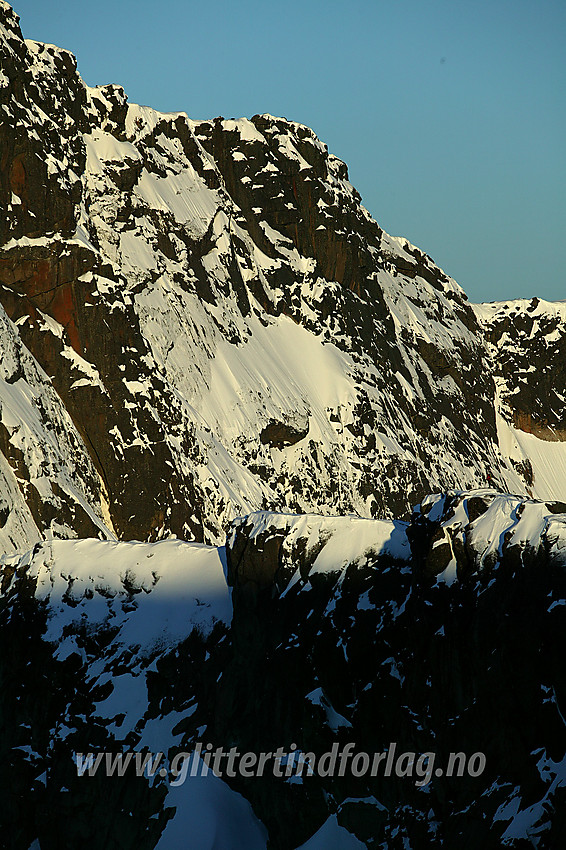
{"left": 0, "top": 490, "right": 565, "bottom": 847}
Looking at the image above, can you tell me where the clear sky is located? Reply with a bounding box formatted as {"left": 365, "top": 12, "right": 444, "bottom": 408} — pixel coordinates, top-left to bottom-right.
{"left": 12, "top": 0, "right": 566, "bottom": 303}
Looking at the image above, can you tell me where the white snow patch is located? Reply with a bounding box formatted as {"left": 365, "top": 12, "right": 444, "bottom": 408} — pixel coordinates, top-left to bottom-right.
{"left": 294, "top": 815, "right": 365, "bottom": 849}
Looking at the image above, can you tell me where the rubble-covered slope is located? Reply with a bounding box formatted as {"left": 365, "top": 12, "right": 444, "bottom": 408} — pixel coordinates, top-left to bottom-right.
{"left": 1, "top": 491, "right": 566, "bottom": 848}
{"left": 0, "top": 1, "right": 534, "bottom": 551}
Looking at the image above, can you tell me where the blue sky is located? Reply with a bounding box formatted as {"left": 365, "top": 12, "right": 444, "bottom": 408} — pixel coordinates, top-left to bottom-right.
{"left": 14, "top": 0, "right": 565, "bottom": 303}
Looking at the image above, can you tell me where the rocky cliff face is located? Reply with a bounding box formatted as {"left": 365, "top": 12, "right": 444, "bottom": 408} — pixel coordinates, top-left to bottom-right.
{"left": 474, "top": 299, "right": 566, "bottom": 501}
{"left": 1, "top": 0, "right": 540, "bottom": 553}
{"left": 477, "top": 298, "right": 566, "bottom": 440}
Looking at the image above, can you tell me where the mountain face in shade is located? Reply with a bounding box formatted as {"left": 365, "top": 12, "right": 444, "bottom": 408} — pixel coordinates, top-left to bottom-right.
{"left": 1, "top": 2, "right": 566, "bottom": 848}
{"left": 2, "top": 491, "right": 566, "bottom": 848}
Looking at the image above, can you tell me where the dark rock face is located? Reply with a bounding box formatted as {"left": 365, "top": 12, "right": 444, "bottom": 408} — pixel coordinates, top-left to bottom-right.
{"left": 476, "top": 299, "right": 566, "bottom": 440}
{"left": 260, "top": 417, "right": 309, "bottom": 449}
{"left": 217, "top": 499, "right": 566, "bottom": 849}
{"left": 0, "top": 565, "right": 169, "bottom": 850}
{"left": 1, "top": 493, "right": 565, "bottom": 848}
{"left": 0, "top": 7, "right": 86, "bottom": 244}
{"left": 0, "top": 536, "right": 232, "bottom": 849}
{"left": 194, "top": 113, "right": 386, "bottom": 298}
{"left": 0, "top": 267, "right": 109, "bottom": 550}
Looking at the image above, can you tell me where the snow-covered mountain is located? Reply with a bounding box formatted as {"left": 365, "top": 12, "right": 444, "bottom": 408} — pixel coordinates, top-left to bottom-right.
{"left": 2, "top": 2, "right": 566, "bottom": 847}
{"left": 4, "top": 0, "right": 565, "bottom": 555}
